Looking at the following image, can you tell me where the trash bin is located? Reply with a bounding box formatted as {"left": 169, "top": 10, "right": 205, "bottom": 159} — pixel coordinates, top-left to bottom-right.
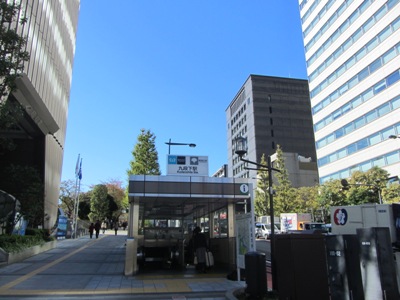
{"left": 245, "top": 251, "right": 267, "bottom": 297}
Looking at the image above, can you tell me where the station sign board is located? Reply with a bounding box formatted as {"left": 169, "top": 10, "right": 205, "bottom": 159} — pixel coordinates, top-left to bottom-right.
{"left": 167, "top": 155, "right": 209, "bottom": 176}
{"left": 236, "top": 213, "right": 255, "bottom": 269}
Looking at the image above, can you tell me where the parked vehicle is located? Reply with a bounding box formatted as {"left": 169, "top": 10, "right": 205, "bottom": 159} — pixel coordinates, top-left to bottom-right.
{"left": 255, "top": 222, "right": 281, "bottom": 239}
{"left": 322, "top": 223, "right": 332, "bottom": 233}
{"left": 256, "top": 215, "right": 281, "bottom": 225}
{"left": 330, "top": 203, "right": 399, "bottom": 245}
{"left": 280, "top": 213, "right": 312, "bottom": 232}
{"left": 300, "top": 222, "right": 325, "bottom": 231}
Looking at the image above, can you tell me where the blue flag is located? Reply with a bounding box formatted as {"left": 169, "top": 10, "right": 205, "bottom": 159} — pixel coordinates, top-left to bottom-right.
{"left": 75, "top": 154, "right": 80, "bottom": 178}
{"left": 78, "top": 158, "right": 82, "bottom": 180}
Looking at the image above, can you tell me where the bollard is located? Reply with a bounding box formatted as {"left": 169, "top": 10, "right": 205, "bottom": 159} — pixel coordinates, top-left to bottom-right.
{"left": 245, "top": 251, "right": 267, "bottom": 297}
{"left": 124, "top": 238, "right": 138, "bottom": 276}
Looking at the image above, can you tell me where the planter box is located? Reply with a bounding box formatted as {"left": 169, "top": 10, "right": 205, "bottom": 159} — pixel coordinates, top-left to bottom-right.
{"left": 0, "top": 240, "right": 57, "bottom": 265}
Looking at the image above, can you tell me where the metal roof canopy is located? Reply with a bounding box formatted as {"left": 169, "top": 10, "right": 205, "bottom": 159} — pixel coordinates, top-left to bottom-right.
{"left": 128, "top": 175, "right": 251, "bottom": 220}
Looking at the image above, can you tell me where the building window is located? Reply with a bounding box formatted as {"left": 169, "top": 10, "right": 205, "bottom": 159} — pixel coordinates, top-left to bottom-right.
{"left": 319, "top": 149, "right": 400, "bottom": 184}
{"left": 310, "top": 39, "right": 399, "bottom": 102}
{"left": 318, "top": 123, "right": 400, "bottom": 166}
{"left": 313, "top": 68, "right": 400, "bottom": 131}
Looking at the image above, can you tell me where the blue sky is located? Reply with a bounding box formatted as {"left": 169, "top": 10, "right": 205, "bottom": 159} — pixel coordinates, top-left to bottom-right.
{"left": 61, "top": 0, "right": 308, "bottom": 191}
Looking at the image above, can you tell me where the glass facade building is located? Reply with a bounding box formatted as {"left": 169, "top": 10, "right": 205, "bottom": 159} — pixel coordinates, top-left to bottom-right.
{"left": 299, "top": 0, "right": 400, "bottom": 183}
{"left": 0, "top": 1, "right": 80, "bottom": 229}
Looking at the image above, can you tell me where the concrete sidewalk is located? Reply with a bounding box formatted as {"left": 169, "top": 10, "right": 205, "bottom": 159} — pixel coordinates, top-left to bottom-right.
{"left": 0, "top": 232, "right": 245, "bottom": 299}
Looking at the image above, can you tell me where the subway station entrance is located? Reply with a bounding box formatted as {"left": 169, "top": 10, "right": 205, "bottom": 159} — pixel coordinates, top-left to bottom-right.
{"left": 126, "top": 175, "right": 252, "bottom": 274}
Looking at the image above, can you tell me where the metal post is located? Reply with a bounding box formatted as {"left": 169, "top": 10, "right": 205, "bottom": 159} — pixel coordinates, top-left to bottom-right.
{"left": 72, "top": 177, "right": 79, "bottom": 238}
{"left": 378, "top": 188, "right": 382, "bottom": 204}
{"left": 341, "top": 179, "right": 384, "bottom": 205}
{"left": 234, "top": 136, "right": 281, "bottom": 292}
{"left": 166, "top": 139, "right": 196, "bottom": 155}
{"left": 73, "top": 178, "right": 81, "bottom": 238}
{"left": 268, "top": 156, "right": 277, "bottom": 291}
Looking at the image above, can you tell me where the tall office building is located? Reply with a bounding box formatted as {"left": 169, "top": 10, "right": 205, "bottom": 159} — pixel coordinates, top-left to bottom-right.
{"left": 299, "top": 0, "right": 400, "bottom": 183}
{"left": 0, "top": 1, "right": 80, "bottom": 229}
{"left": 226, "top": 75, "right": 318, "bottom": 185}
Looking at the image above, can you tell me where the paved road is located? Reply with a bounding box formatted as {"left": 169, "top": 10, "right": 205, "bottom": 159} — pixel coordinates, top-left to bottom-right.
{"left": 255, "top": 238, "right": 271, "bottom": 260}
{"left": 0, "top": 232, "right": 245, "bottom": 300}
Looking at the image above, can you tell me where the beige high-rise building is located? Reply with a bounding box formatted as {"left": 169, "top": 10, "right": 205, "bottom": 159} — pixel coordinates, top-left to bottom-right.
{"left": 0, "top": 1, "right": 80, "bottom": 229}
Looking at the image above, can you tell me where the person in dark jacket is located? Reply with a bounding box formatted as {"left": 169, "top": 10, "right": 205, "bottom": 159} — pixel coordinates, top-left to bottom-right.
{"left": 89, "top": 223, "right": 94, "bottom": 239}
{"left": 193, "top": 226, "right": 207, "bottom": 273}
{"left": 94, "top": 220, "right": 101, "bottom": 238}
{"left": 114, "top": 222, "right": 119, "bottom": 235}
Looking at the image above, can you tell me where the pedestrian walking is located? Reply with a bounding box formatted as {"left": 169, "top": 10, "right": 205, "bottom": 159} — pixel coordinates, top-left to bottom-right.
{"left": 101, "top": 221, "right": 107, "bottom": 234}
{"left": 94, "top": 220, "right": 101, "bottom": 238}
{"left": 193, "top": 226, "right": 207, "bottom": 273}
{"left": 114, "top": 222, "right": 119, "bottom": 236}
{"left": 89, "top": 223, "right": 94, "bottom": 239}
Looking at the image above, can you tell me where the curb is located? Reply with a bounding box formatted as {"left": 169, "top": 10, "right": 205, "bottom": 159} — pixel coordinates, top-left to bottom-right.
{"left": 0, "top": 240, "right": 57, "bottom": 266}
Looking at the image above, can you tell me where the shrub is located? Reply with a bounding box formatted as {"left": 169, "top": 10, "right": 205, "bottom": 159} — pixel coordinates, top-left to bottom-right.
{"left": 25, "top": 228, "right": 53, "bottom": 242}
{"left": 0, "top": 228, "right": 54, "bottom": 253}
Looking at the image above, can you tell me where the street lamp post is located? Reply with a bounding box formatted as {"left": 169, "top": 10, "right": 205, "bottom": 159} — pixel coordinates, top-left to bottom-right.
{"left": 234, "top": 136, "right": 281, "bottom": 291}
{"left": 341, "top": 179, "right": 382, "bottom": 204}
{"left": 165, "top": 138, "right": 196, "bottom": 154}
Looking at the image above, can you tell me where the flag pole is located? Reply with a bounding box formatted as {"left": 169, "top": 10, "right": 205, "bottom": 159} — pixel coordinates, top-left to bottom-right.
{"left": 72, "top": 154, "right": 80, "bottom": 239}
{"left": 73, "top": 157, "right": 83, "bottom": 239}
{"left": 73, "top": 177, "right": 78, "bottom": 238}
{"left": 73, "top": 174, "right": 81, "bottom": 239}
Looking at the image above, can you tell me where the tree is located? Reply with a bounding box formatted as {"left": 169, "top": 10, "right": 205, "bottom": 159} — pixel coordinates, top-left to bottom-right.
{"left": 345, "top": 167, "right": 389, "bottom": 204}
{"left": 254, "top": 154, "right": 269, "bottom": 217}
{"left": 103, "top": 179, "right": 127, "bottom": 221}
{"left": 292, "top": 186, "right": 319, "bottom": 215}
{"left": 78, "top": 191, "right": 91, "bottom": 220}
{"left": 0, "top": 1, "right": 30, "bottom": 151}
{"left": 108, "top": 195, "right": 119, "bottom": 220}
{"left": 59, "top": 180, "right": 77, "bottom": 218}
{"left": 382, "top": 183, "right": 400, "bottom": 204}
{"left": 127, "top": 129, "right": 161, "bottom": 176}
{"left": 317, "top": 180, "right": 347, "bottom": 223}
{"left": 273, "top": 145, "right": 296, "bottom": 214}
{"left": 89, "top": 184, "right": 109, "bottom": 221}
{"left": 59, "top": 180, "right": 95, "bottom": 221}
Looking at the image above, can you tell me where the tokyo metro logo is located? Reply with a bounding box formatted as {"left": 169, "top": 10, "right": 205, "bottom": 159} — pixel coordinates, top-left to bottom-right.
{"left": 333, "top": 208, "right": 348, "bottom": 225}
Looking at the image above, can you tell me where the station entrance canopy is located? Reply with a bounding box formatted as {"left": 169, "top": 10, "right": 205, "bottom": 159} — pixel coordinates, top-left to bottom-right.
{"left": 126, "top": 175, "right": 253, "bottom": 272}
{"left": 128, "top": 175, "right": 251, "bottom": 220}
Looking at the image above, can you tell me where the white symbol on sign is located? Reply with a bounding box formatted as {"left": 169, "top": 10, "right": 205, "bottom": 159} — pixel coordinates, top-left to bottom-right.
{"left": 240, "top": 184, "right": 249, "bottom": 194}
{"left": 190, "top": 157, "right": 198, "bottom": 164}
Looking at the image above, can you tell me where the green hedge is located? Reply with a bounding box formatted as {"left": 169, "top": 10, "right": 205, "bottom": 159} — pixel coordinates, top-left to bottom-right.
{"left": 0, "top": 228, "right": 55, "bottom": 253}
